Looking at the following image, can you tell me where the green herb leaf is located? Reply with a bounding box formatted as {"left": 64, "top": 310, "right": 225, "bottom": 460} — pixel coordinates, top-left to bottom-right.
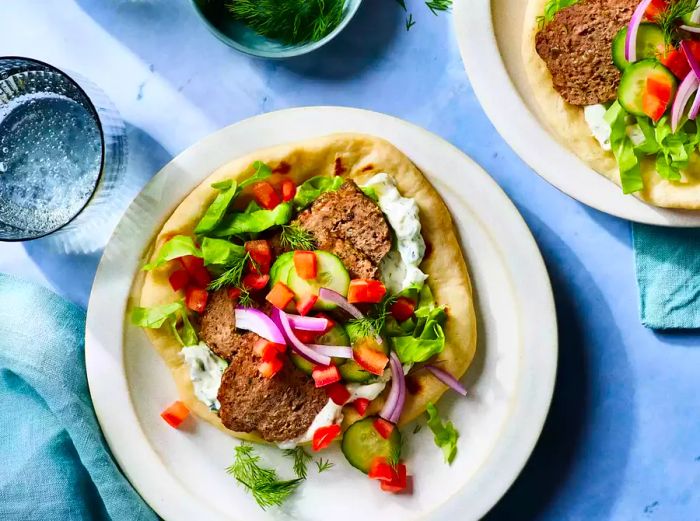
{"left": 537, "top": 0, "right": 579, "bottom": 28}
{"left": 142, "top": 235, "right": 201, "bottom": 271}
{"left": 413, "top": 424, "right": 422, "bottom": 434}
{"left": 227, "top": 443, "right": 303, "bottom": 510}
{"left": 405, "top": 14, "right": 416, "bottom": 31}
{"left": 314, "top": 458, "right": 334, "bottom": 473}
{"left": 293, "top": 175, "right": 344, "bottom": 209}
{"left": 655, "top": 0, "right": 698, "bottom": 47}
{"left": 282, "top": 447, "right": 312, "bottom": 479}
{"left": 212, "top": 203, "right": 293, "bottom": 238}
{"left": 130, "top": 301, "right": 198, "bottom": 347}
{"left": 425, "top": 0, "right": 452, "bottom": 15}
{"left": 426, "top": 402, "right": 459, "bottom": 464}
{"left": 279, "top": 223, "right": 316, "bottom": 251}
{"left": 346, "top": 295, "right": 397, "bottom": 342}
{"left": 208, "top": 252, "right": 250, "bottom": 292}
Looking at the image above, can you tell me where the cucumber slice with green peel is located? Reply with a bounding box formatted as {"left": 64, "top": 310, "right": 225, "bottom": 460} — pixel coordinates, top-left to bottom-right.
{"left": 286, "top": 251, "right": 350, "bottom": 311}
{"left": 338, "top": 361, "right": 377, "bottom": 383}
{"left": 341, "top": 416, "right": 402, "bottom": 474}
{"left": 269, "top": 252, "right": 294, "bottom": 287}
{"left": 618, "top": 60, "right": 677, "bottom": 116}
{"left": 682, "top": 11, "right": 700, "bottom": 27}
{"left": 289, "top": 324, "right": 350, "bottom": 375}
{"left": 290, "top": 352, "right": 315, "bottom": 375}
{"left": 612, "top": 23, "right": 665, "bottom": 70}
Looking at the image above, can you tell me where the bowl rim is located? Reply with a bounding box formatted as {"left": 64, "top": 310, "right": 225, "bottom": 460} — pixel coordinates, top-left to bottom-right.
{"left": 190, "top": 0, "right": 364, "bottom": 59}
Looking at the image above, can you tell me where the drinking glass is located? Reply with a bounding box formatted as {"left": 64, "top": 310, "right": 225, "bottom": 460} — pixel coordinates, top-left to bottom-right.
{"left": 0, "top": 57, "right": 127, "bottom": 253}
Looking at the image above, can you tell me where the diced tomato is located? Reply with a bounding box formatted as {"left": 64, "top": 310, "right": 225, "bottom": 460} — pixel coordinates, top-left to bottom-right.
{"left": 227, "top": 287, "right": 241, "bottom": 301}
{"left": 266, "top": 281, "right": 295, "bottom": 309}
{"left": 643, "top": 74, "right": 674, "bottom": 122}
{"left": 368, "top": 457, "right": 395, "bottom": 482}
{"left": 160, "top": 401, "right": 190, "bottom": 429}
{"left": 190, "top": 266, "right": 212, "bottom": 288}
{"left": 259, "top": 357, "right": 284, "bottom": 378}
{"left": 281, "top": 179, "right": 296, "bottom": 202}
{"left": 252, "top": 181, "right": 281, "bottom": 210}
{"left": 353, "top": 397, "right": 371, "bottom": 416}
{"left": 293, "top": 251, "right": 317, "bottom": 280}
{"left": 293, "top": 328, "right": 320, "bottom": 344}
{"left": 296, "top": 294, "right": 318, "bottom": 316}
{"left": 347, "top": 279, "right": 387, "bottom": 304}
{"left": 354, "top": 345, "right": 389, "bottom": 376}
{"left": 169, "top": 269, "right": 190, "bottom": 292}
{"left": 253, "top": 338, "right": 286, "bottom": 360}
{"left": 379, "top": 463, "right": 408, "bottom": 493}
{"left": 312, "top": 364, "right": 341, "bottom": 387}
{"left": 312, "top": 424, "right": 342, "bottom": 451}
{"left": 242, "top": 273, "right": 270, "bottom": 292}
{"left": 660, "top": 47, "right": 691, "bottom": 80}
{"left": 185, "top": 287, "right": 209, "bottom": 313}
{"left": 390, "top": 297, "right": 416, "bottom": 322}
{"left": 325, "top": 382, "right": 351, "bottom": 405}
{"left": 314, "top": 312, "right": 335, "bottom": 333}
{"left": 373, "top": 418, "right": 395, "bottom": 439}
{"left": 179, "top": 255, "right": 204, "bottom": 273}
{"left": 645, "top": 0, "right": 667, "bottom": 20}
{"left": 245, "top": 240, "right": 272, "bottom": 274}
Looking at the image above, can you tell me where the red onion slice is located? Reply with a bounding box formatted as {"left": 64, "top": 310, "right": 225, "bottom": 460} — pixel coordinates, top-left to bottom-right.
{"left": 274, "top": 308, "right": 331, "bottom": 366}
{"left": 672, "top": 73, "right": 699, "bottom": 132}
{"left": 425, "top": 365, "right": 468, "bottom": 396}
{"left": 234, "top": 307, "right": 286, "bottom": 344}
{"left": 682, "top": 40, "right": 700, "bottom": 78}
{"left": 689, "top": 89, "right": 700, "bottom": 120}
{"left": 286, "top": 314, "right": 330, "bottom": 332}
{"left": 379, "top": 352, "right": 406, "bottom": 424}
{"left": 625, "top": 0, "right": 653, "bottom": 62}
{"left": 307, "top": 344, "right": 354, "bottom": 359}
{"left": 681, "top": 24, "right": 700, "bottom": 34}
{"left": 318, "top": 288, "right": 363, "bottom": 319}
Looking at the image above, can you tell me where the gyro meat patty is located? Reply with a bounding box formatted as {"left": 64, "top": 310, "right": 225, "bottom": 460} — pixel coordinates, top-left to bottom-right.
{"left": 217, "top": 338, "right": 328, "bottom": 442}
{"left": 535, "top": 0, "right": 639, "bottom": 106}
{"left": 295, "top": 180, "right": 391, "bottom": 279}
{"left": 199, "top": 289, "right": 241, "bottom": 362}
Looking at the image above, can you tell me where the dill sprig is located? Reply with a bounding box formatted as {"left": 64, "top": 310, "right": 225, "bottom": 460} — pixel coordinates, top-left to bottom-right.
{"left": 387, "top": 436, "right": 403, "bottom": 468}
{"left": 405, "top": 13, "right": 416, "bottom": 31}
{"left": 280, "top": 223, "right": 316, "bottom": 251}
{"left": 282, "top": 447, "right": 312, "bottom": 479}
{"left": 226, "top": 0, "right": 345, "bottom": 45}
{"left": 315, "top": 458, "right": 334, "bottom": 473}
{"left": 655, "top": 0, "right": 698, "bottom": 47}
{"left": 346, "top": 295, "right": 397, "bottom": 340}
{"left": 208, "top": 252, "right": 250, "bottom": 291}
{"left": 227, "top": 443, "right": 303, "bottom": 510}
{"left": 413, "top": 424, "right": 422, "bottom": 434}
{"left": 425, "top": 0, "right": 452, "bottom": 15}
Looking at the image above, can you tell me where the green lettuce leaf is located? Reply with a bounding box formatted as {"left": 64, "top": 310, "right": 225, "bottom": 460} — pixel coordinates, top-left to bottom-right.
{"left": 130, "top": 301, "right": 198, "bottom": 347}
{"left": 426, "top": 402, "right": 459, "bottom": 464}
{"left": 142, "top": 235, "right": 201, "bottom": 271}
{"left": 293, "top": 176, "right": 343, "bottom": 209}
{"left": 212, "top": 202, "right": 293, "bottom": 237}
{"left": 604, "top": 102, "right": 644, "bottom": 194}
{"left": 538, "top": 0, "right": 579, "bottom": 27}
{"left": 200, "top": 237, "right": 246, "bottom": 266}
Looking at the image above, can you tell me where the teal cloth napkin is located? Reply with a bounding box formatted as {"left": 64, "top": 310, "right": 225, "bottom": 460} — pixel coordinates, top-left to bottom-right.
{"left": 0, "top": 274, "right": 157, "bottom": 521}
{"left": 632, "top": 224, "right": 700, "bottom": 329}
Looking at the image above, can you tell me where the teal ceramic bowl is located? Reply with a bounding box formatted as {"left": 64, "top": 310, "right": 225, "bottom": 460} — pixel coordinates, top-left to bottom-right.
{"left": 191, "top": 0, "right": 363, "bottom": 59}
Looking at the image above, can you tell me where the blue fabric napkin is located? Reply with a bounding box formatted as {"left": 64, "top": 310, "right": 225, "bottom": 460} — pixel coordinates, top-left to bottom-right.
{"left": 0, "top": 274, "right": 157, "bottom": 521}
{"left": 632, "top": 224, "right": 700, "bottom": 329}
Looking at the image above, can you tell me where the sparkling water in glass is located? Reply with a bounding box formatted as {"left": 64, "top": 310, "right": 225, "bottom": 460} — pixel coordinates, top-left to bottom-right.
{"left": 0, "top": 57, "right": 127, "bottom": 253}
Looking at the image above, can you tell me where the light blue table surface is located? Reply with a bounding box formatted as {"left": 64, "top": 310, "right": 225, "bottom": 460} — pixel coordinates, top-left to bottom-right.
{"left": 1, "top": 1, "right": 698, "bottom": 520}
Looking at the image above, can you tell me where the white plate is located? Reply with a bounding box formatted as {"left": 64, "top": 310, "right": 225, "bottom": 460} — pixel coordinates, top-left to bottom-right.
{"left": 454, "top": 0, "right": 700, "bottom": 227}
{"left": 85, "top": 107, "right": 557, "bottom": 521}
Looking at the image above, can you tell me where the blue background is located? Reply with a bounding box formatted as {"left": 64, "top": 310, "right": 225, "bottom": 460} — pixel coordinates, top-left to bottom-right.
{"left": 0, "top": 0, "right": 698, "bottom": 519}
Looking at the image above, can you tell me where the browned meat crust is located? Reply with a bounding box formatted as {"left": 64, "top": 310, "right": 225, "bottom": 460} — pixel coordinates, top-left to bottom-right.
{"left": 535, "top": 0, "right": 639, "bottom": 106}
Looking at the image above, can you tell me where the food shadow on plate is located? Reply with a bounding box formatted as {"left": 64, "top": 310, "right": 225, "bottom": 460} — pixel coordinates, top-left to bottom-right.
{"left": 24, "top": 123, "right": 171, "bottom": 308}
{"left": 483, "top": 210, "right": 635, "bottom": 521}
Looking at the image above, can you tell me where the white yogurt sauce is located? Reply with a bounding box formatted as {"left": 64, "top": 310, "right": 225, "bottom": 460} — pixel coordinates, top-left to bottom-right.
{"left": 584, "top": 105, "right": 612, "bottom": 151}
{"left": 276, "top": 381, "right": 388, "bottom": 449}
{"left": 181, "top": 343, "right": 228, "bottom": 411}
{"left": 362, "top": 173, "right": 427, "bottom": 293}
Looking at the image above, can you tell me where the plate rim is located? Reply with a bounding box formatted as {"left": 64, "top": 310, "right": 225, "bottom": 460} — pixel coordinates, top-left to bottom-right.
{"left": 454, "top": 0, "right": 700, "bottom": 227}
{"left": 85, "top": 106, "right": 558, "bottom": 521}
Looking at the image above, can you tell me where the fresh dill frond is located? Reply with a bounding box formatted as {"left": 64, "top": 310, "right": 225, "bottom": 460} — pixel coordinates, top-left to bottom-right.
{"left": 315, "top": 458, "right": 334, "bottom": 473}
{"left": 237, "top": 287, "right": 255, "bottom": 308}
{"left": 425, "top": 0, "right": 452, "bottom": 15}
{"left": 280, "top": 223, "right": 316, "bottom": 251}
{"left": 395, "top": 0, "right": 407, "bottom": 10}
{"left": 413, "top": 424, "right": 422, "bottom": 434}
{"left": 655, "top": 0, "right": 698, "bottom": 47}
{"left": 227, "top": 443, "right": 303, "bottom": 510}
{"left": 226, "top": 0, "right": 345, "bottom": 45}
{"left": 387, "top": 436, "right": 403, "bottom": 468}
{"left": 283, "top": 447, "right": 312, "bottom": 479}
{"left": 405, "top": 13, "right": 416, "bottom": 31}
{"left": 208, "top": 252, "right": 250, "bottom": 291}
{"left": 346, "top": 295, "right": 397, "bottom": 340}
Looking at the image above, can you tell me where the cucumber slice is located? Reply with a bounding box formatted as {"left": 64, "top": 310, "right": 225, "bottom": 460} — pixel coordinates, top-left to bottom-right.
{"left": 618, "top": 59, "right": 677, "bottom": 116}
{"left": 682, "top": 11, "right": 700, "bottom": 27}
{"left": 612, "top": 23, "right": 665, "bottom": 71}
{"left": 289, "top": 324, "right": 350, "bottom": 375}
{"left": 338, "top": 337, "right": 387, "bottom": 383}
{"left": 286, "top": 251, "right": 350, "bottom": 311}
{"left": 290, "top": 352, "right": 315, "bottom": 375}
{"left": 341, "top": 416, "right": 402, "bottom": 474}
{"left": 269, "top": 252, "right": 294, "bottom": 287}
